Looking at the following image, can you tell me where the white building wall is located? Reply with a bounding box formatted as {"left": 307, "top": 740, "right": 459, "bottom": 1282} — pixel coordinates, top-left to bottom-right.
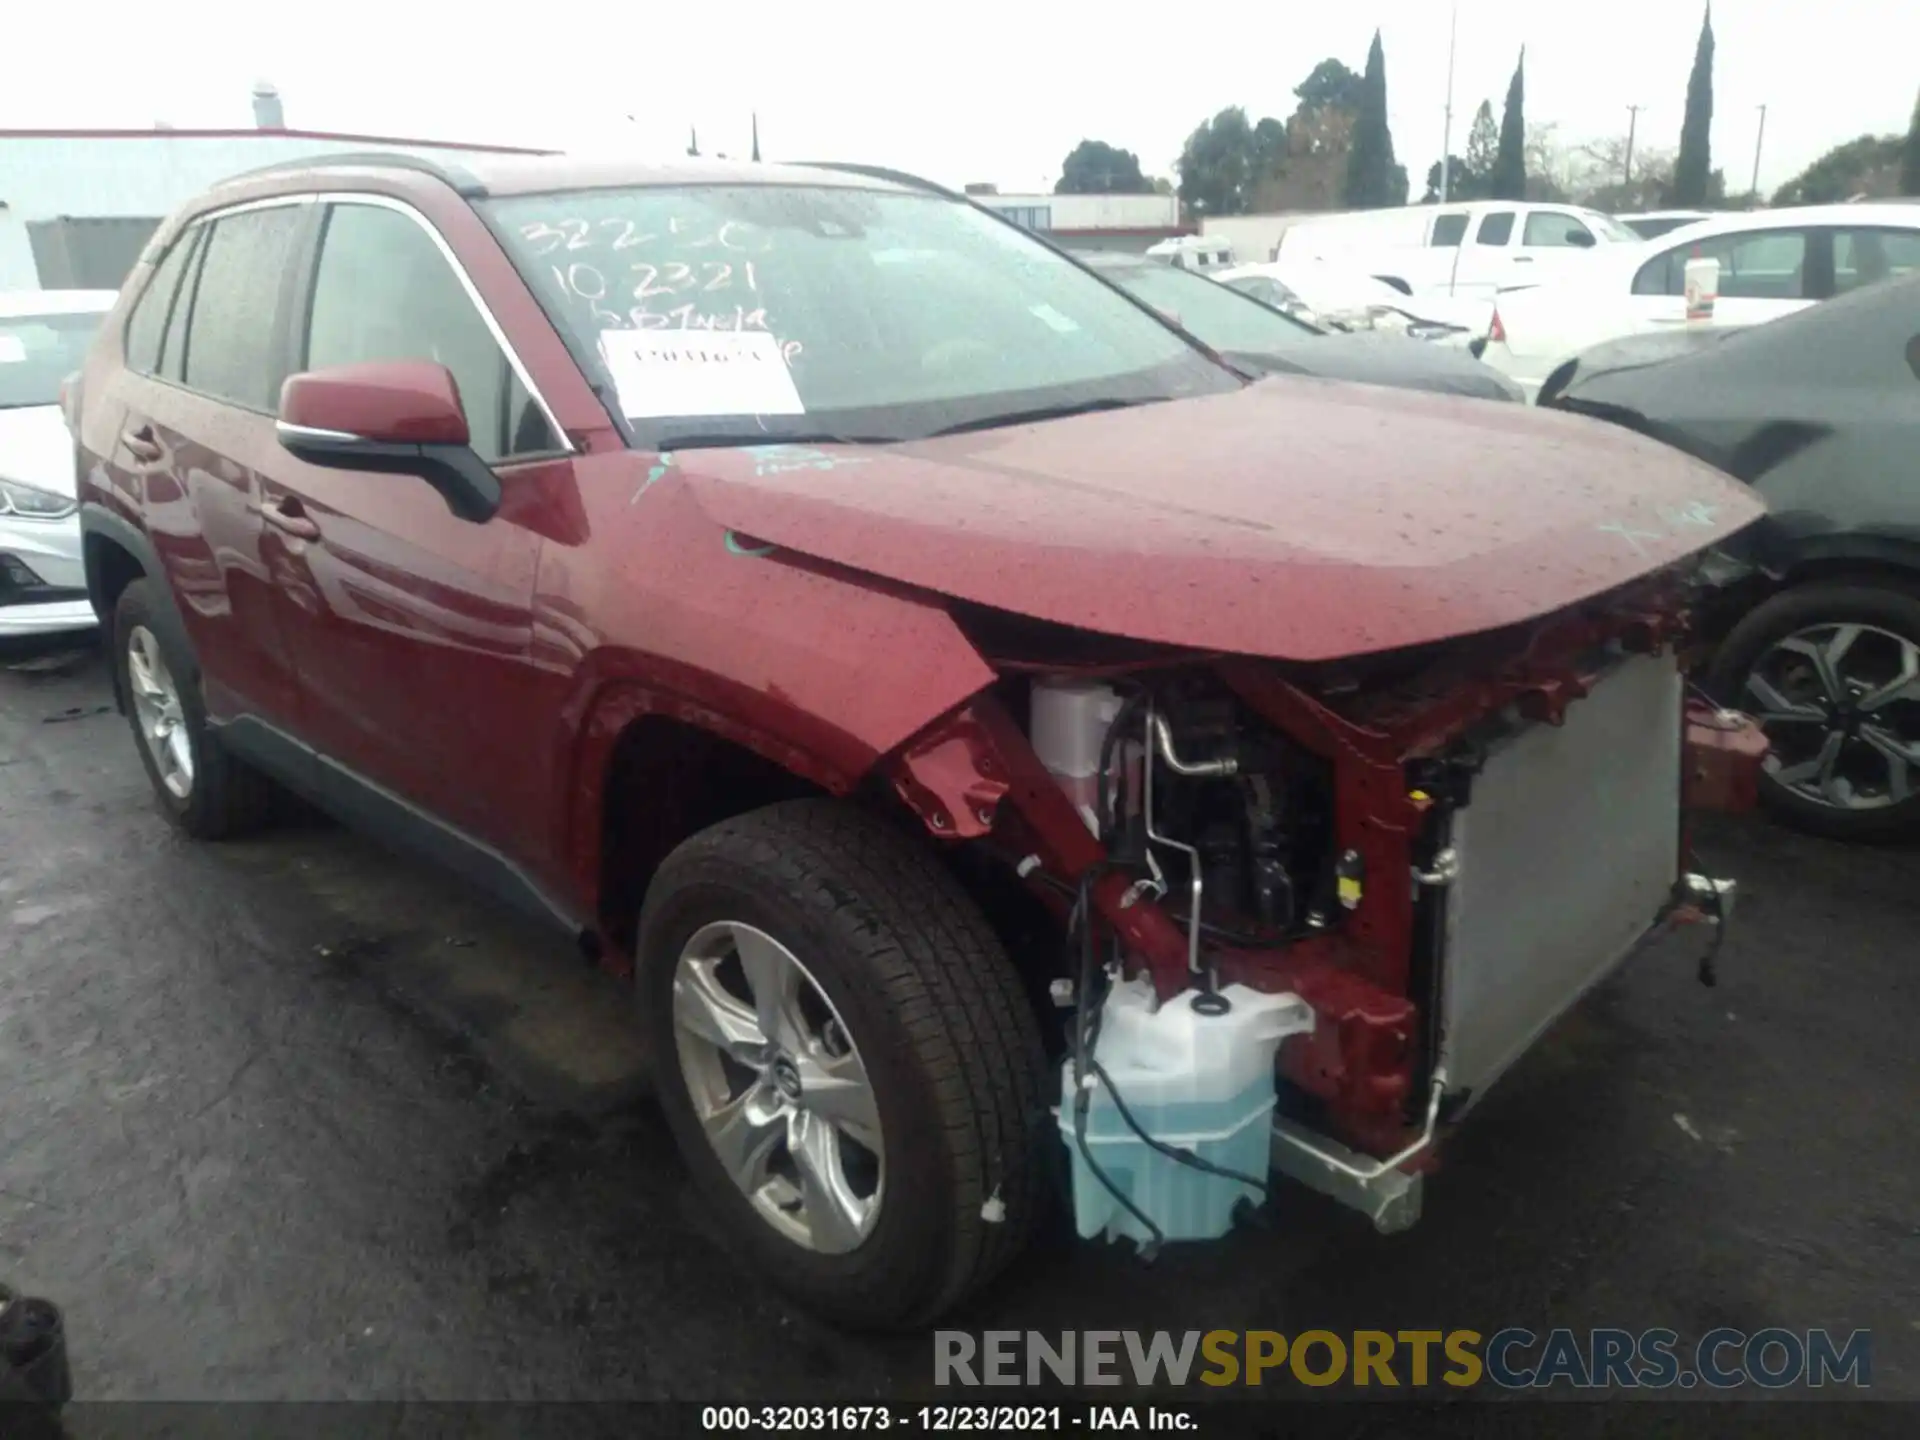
{"left": 0, "top": 133, "right": 546, "bottom": 290}
{"left": 977, "top": 192, "right": 1179, "bottom": 231}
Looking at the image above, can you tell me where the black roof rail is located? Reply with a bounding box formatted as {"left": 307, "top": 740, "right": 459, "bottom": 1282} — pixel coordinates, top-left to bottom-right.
{"left": 792, "top": 162, "right": 962, "bottom": 199}
{"left": 221, "top": 149, "right": 490, "bottom": 198}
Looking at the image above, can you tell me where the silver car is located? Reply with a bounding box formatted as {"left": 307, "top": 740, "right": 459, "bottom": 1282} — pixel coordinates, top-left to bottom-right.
{"left": 0, "top": 289, "right": 116, "bottom": 638}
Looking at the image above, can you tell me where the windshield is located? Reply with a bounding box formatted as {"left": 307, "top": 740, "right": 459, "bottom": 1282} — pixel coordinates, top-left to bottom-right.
{"left": 481, "top": 185, "right": 1239, "bottom": 446}
{"left": 0, "top": 309, "right": 103, "bottom": 410}
{"left": 1581, "top": 210, "right": 1644, "bottom": 243}
{"left": 1096, "top": 261, "right": 1322, "bottom": 354}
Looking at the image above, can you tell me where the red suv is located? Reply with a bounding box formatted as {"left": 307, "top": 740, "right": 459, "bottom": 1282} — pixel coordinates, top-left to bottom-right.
{"left": 72, "top": 153, "right": 1766, "bottom": 1330}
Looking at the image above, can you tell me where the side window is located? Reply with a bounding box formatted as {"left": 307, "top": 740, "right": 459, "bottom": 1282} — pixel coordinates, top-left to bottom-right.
{"left": 184, "top": 207, "right": 304, "bottom": 409}
{"left": 1522, "top": 211, "right": 1595, "bottom": 247}
{"left": 1476, "top": 211, "right": 1515, "bottom": 246}
{"left": 1634, "top": 230, "right": 1808, "bottom": 300}
{"left": 159, "top": 228, "right": 205, "bottom": 383}
{"left": 124, "top": 229, "right": 199, "bottom": 375}
{"left": 1430, "top": 213, "right": 1468, "bottom": 247}
{"left": 303, "top": 202, "right": 556, "bottom": 464}
{"left": 1832, "top": 227, "right": 1920, "bottom": 294}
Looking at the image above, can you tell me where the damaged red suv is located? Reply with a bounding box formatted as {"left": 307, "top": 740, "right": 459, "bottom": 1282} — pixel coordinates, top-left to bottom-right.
{"left": 71, "top": 153, "right": 1768, "bottom": 1329}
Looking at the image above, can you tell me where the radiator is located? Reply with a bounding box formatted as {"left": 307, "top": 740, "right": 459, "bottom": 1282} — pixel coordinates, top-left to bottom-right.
{"left": 1439, "top": 651, "right": 1683, "bottom": 1107}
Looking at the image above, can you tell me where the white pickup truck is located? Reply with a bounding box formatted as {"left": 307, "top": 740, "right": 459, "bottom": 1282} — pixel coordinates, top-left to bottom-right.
{"left": 1278, "top": 201, "right": 1643, "bottom": 301}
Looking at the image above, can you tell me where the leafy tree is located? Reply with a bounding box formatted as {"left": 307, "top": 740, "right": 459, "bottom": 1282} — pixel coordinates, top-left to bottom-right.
{"left": 1056, "top": 140, "right": 1153, "bottom": 195}
{"left": 1669, "top": 5, "right": 1715, "bottom": 206}
{"left": 1178, "top": 108, "right": 1261, "bottom": 217}
{"left": 1490, "top": 51, "right": 1527, "bottom": 200}
{"left": 1421, "top": 156, "right": 1468, "bottom": 203}
{"left": 1902, "top": 88, "right": 1920, "bottom": 197}
{"left": 1295, "top": 58, "right": 1366, "bottom": 113}
{"left": 1342, "top": 31, "right": 1403, "bottom": 208}
{"left": 1773, "top": 134, "right": 1905, "bottom": 205}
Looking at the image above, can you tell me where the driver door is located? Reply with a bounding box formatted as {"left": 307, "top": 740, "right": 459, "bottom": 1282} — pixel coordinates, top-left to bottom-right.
{"left": 262, "top": 197, "right": 569, "bottom": 855}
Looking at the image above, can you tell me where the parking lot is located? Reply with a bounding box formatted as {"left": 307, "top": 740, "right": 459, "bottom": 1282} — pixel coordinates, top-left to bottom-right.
{"left": 2, "top": 636, "right": 1916, "bottom": 1417}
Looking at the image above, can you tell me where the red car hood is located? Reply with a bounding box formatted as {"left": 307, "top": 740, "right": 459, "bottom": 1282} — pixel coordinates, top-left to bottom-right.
{"left": 676, "top": 376, "right": 1764, "bottom": 662}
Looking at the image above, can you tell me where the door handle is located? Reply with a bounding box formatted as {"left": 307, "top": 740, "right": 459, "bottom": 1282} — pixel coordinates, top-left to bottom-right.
{"left": 122, "top": 426, "right": 163, "bottom": 463}
{"left": 1511, "top": 255, "right": 1535, "bottom": 263}
{"left": 262, "top": 496, "right": 321, "bottom": 540}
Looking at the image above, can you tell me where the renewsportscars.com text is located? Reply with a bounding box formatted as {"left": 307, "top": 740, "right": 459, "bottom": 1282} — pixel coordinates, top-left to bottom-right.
{"left": 934, "top": 1327, "right": 1872, "bottom": 1391}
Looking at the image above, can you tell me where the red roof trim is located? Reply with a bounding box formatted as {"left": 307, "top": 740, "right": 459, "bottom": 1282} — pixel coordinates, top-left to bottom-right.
{"left": 1046, "top": 226, "right": 1194, "bottom": 238}
{"left": 0, "top": 127, "right": 555, "bottom": 155}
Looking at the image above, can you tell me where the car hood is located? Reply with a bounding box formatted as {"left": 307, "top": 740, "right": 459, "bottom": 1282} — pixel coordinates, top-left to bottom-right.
{"left": 1226, "top": 333, "right": 1523, "bottom": 402}
{"left": 674, "top": 376, "right": 1765, "bottom": 662}
{"left": 1546, "top": 326, "right": 1753, "bottom": 399}
{"left": 0, "top": 404, "right": 76, "bottom": 498}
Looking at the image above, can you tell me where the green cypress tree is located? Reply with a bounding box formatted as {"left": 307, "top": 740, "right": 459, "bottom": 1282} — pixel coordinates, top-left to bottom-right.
{"left": 1490, "top": 52, "right": 1527, "bottom": 200}
{"left": 1342, "top": 31, "right": 1402, "bottom": 207}
{"left": 1901, "top": 88, "right": 1920, "bottom": 197}
{"left": 1670, "top": 6, "right": 1716, "bottom": 206}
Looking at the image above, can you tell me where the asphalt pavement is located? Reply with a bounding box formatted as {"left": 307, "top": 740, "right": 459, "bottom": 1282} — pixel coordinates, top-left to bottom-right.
{"left": 2, "top": 638, "right": 1916, "bottom": 1424}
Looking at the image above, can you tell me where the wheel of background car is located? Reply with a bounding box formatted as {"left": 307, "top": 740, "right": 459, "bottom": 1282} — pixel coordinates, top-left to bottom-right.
{"left": 634, "top": 798, "right": 1047, "bottom": 1330}
{"left": 1709, "top": 580, "right": 1920, "bottom": 842}
{"left": 112, "top": 580, "right": 276, "bottom": 840}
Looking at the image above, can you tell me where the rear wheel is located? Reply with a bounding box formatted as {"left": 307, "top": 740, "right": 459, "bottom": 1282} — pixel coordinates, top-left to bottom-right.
{"left": 636, "top": 799, "right": 1047, "bottom": 1330}
{"left": 112, "top": 579, "right": 275, "bottom": 839}
{"left": 1709, "top": 580, "right": 1920, "bottom": 842}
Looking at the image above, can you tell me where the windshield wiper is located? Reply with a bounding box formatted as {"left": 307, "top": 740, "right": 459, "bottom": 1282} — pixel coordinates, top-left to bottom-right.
{"left": 923, "top": 396, "right": 1164, "bottom": 438}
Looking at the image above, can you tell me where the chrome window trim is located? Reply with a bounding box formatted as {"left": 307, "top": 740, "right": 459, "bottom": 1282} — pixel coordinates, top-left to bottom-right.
{"left": 185, "top": 189, "right": 574, "bottom": 455}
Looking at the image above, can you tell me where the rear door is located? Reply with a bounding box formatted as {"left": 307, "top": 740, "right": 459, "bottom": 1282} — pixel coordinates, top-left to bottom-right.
{"left": 263, "top": 194, "right": 569, "bottom": 853}
{"left": 103, "top": 201, "right": 309, "bottom": 726}
{"left": 1450, "top": 208, "right": 1516, "bottom": 296}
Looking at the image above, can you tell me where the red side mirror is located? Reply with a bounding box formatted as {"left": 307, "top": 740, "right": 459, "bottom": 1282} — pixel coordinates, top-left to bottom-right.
{"left": 279, "top": 360, "right": 470, "bottom": 448}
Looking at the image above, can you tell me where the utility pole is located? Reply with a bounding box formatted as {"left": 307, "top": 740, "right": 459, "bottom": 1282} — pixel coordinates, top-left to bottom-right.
{"left": 1751, "top": 104, "right": 1768, "bottom": 204}
{"left": 1438, "top": 0, "right": 1460, "bottom": 202}
{"left": 1624, "top": 104, "right": 1643, "bottom": 185}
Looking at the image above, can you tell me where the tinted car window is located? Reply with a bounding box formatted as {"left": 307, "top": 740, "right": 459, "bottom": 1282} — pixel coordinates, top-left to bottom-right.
{"left": 1431, "top": 214, "right": 1469, "bottom": 247}
{"left": 184, "top": 207, "right": 303, "bottom": 409}
{"left": 125, "top": 232, "right": 199, "bottom": 376}
{"left": 1476, "top": 211, "right": 1515, "bottom": 245}
{"left": 1522, "top": 212, "right": 1594, "bottom": 247}
{"left": 1833, "top": 227, "right": 1920, "bottom": 294}
{"left": 304, "top": 202, "right": 555, "bottom": 464}
{"left": 482, "top": 185, "right": 1237, "bottom": 447}
{"left": 1633, "top": 229, "right": 1809, "bottom": 299}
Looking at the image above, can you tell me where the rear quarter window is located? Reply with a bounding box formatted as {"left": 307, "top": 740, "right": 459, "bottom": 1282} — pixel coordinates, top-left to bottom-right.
{"left": 123, "top": 229, "right": 202, "bottom": 375}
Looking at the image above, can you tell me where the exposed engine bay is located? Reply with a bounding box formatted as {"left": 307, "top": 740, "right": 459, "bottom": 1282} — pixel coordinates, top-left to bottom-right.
{"left": 888, "top": 577, "right": 1766, "bottom": 1249}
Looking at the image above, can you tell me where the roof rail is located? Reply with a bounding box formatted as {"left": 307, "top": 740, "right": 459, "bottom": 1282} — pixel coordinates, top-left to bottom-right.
{"left": 793, "top": 162, "right": 961, "bottom": 199}
{"left": 222, "top": 149, "right": 490, "bottom": 197}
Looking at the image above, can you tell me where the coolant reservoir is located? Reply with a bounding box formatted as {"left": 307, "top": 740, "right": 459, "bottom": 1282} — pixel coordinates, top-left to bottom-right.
{"left": 1029, "top": 679, "right": 1124, "bottom": 835}
{"left": 1058, "top": 976, "right": 1314, "bottom": 1244}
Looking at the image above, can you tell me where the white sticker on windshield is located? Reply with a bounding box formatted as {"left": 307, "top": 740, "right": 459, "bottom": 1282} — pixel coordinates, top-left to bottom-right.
{"left": 599, "top": 329, "right": 804, "bottom": 419}
{"left": 1028, "top": 304, "right": 1080, "bottom": 334}
{"left": 0, "top": 336, "right": 26, "bottom": 363}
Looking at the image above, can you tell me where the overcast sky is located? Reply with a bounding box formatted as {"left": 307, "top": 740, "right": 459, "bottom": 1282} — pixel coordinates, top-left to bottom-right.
{"left": 6, "top": 0, "right": 1914, "bottom": 200}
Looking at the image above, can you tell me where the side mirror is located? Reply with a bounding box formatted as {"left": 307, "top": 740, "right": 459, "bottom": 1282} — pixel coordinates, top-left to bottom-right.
{"left": 1567, "top": 230, "right": 1597, "bottom": 249}
{"left": 275, "top": 360, "right": 502, "bottom": 523}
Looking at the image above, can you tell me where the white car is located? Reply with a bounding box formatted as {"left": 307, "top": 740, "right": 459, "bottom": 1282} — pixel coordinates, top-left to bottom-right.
{"left": 1217, "top": 261, "right": 1493, "bottom": 346}
{"left": 1275, "top": 201, "right": 1643, "bottom": 302}
{"left": 1479, "top": 203, "right": 1920, "bottom": 398}
{"left": 1, "top": 290, "right": 117, "bottom": 638}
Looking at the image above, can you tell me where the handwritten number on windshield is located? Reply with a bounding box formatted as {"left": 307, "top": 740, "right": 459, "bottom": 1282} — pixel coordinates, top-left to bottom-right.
{"left": 519, "top": 218, "right": 772, "bottom": 257}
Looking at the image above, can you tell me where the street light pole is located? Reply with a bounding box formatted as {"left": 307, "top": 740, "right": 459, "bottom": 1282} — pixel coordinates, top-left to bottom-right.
{"left": 1438, "top": 0, "right": 1459, "bottom": 202}
{"left": 1625, "top": 104, "right": 1643, "bottom": 185}
{"left": 1751, "top": 104, "right": 1768, "bottom": 204}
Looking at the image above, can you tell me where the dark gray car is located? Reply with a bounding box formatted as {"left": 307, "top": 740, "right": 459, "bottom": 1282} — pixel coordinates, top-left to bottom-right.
{"left": 1544, "top": 273, "right": 1920, "bottom": 842}
{"left": 1076, "top": 252, "right": 1525, "bottom": 403}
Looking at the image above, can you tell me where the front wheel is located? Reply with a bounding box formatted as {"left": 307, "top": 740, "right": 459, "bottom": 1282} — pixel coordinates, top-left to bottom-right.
{"left": 636, "top": 799, "right": 1048, "bottom": 1330}
{"left": 1709, "top": 581, "right": 1920, "bottom": 842}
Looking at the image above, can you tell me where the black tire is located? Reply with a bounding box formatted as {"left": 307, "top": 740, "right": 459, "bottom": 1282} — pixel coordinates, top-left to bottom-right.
{"left": 1708, "top": 579, "right": 1920, "bottom": 842}
{"left": 636, "top": 798, "right": 1048, "bottom": 1330}
{"left": 112, "top": 579, "right": 275, "bottom": 839}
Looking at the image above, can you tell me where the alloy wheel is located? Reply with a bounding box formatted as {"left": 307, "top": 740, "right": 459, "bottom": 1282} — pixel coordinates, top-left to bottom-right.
{"left": 670, "top": 920, "right": 884, "bottom": 1254}
{"left": 1743, "top": 622, "right": 1920, "bottom": 811}
{"left": 126, "top": 625, "right": 194, "bottom": 800}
